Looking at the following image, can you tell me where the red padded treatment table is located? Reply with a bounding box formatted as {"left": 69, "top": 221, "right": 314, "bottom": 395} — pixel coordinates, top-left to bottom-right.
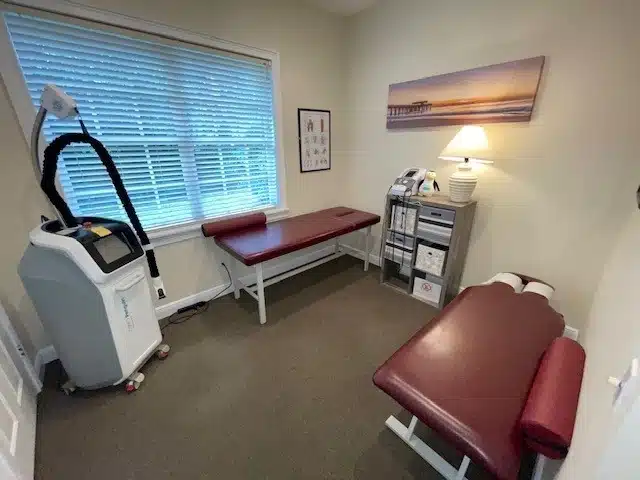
{"left": 202, "top": 207, "right": 380, "bottom": 324}
{"left": 373, "top": 281, "right": 565, "bottom": 480}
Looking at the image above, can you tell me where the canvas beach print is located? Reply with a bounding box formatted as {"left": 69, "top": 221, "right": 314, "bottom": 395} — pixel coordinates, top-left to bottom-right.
{"left": 386, "top": 56, "right": 545, "bottom": 129}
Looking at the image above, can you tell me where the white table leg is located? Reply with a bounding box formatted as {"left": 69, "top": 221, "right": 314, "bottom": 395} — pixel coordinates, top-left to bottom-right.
{"left": 385, "top": 415, "right": 470, "bottom": 480}
{"left": 334, "top": 237, "right": 340, "bottom": 254}
{"left": 256, "top": 263, "right": 267, "bottom": 325}
{"left": 364, "top": 226, "right": 372, "bottom": 271}
{"left": 532, "top": 454, "right": 546, "bottom": 480}
{"left": 455, "top": 456, "right": 470, "bottom": 480}
{"left": 406, "top": 415, "right": 418, "bottom": 439}
{"left": 228, "top": 254, "right": 240, "bottom": 300}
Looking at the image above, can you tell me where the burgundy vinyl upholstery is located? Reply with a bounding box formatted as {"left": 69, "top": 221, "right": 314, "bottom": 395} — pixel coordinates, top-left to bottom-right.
{"left": 201, "top": 212, "right": 266, "bottom": 238}
{"left": 373, "top": 281, "right": 565, "bottom": 480}
{"left": 205, "top": 207, "right": 380, "bottom": 266}
{"left": 520, "top": 337, "right": 586, "bottom": 459}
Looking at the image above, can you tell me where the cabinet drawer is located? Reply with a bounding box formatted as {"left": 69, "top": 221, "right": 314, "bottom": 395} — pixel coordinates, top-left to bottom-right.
{"left": 415, "top": 243, "right": 447, "bottom": 277}
{"left": 386, "top": 231, "right": 415, "bottom": 251}
{"left": 419, "top": 206, "right": 455, "bottom": 225}
{"left": 384, "top": 245, "right": 413, "bottom": 265}
{"left": 416, "top": 221, "right": 452, "bottom": 246}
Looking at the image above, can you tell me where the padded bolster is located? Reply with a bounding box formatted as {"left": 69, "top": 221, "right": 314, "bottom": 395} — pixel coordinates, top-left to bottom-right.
{"left": 512, "top": 273, "right": 554, "bottom": 289}
{"left": 520, "top": 337, "right": 586, "bottom": 459}
{"left": 201, "top": 212, "right": 266, "bottom": 238}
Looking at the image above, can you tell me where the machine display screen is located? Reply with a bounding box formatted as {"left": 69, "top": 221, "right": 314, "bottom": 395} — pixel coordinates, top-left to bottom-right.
{"left": 94, "top": 235, "right": 133, "bottom": 264}
{"left": 404, "top": 170, "right": 417, "bottom": 177}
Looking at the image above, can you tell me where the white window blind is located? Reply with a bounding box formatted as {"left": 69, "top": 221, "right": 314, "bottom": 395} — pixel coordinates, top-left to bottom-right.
{"left": 5, "top": 12, "right": 279, "bottom": 230}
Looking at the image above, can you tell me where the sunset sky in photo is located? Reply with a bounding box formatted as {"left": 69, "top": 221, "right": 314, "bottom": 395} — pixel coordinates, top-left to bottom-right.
{"left": 388, "top": 57, "right": 544, "bottom": 107}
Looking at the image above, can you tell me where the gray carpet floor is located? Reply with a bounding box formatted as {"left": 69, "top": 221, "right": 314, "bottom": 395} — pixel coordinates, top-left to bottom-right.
{"left": 36, "top": 256, "right": 532, "bottom": 479}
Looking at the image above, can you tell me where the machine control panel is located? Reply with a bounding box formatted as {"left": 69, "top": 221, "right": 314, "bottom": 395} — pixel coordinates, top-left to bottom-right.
{"left": 42, "top": 216, "right": 143, "bottom": 274}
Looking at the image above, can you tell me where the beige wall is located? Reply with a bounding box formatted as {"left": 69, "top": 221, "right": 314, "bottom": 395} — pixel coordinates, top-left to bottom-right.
{"left": 345, "top": 0, "right": 640, "bottom": 330}
{"left": 0, "top": 82, "right": 55, "bottom": 360}
{"left": 0, "top": 0, "right": 348, "bottom": 359}
{"left": 556, "top": 205, "right": 640, "bottom": 479}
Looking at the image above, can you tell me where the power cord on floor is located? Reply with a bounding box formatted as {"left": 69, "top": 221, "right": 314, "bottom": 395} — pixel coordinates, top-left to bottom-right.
{"left": 161, "top": 301, "right": 210, "bottom": 330}
{"left": 161, "top": 262, "right": 232, "bottom": 331}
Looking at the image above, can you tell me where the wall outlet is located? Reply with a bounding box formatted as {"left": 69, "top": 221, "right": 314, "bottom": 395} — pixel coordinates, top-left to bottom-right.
{"left": 613, "top": 358, "right": 639, "bottom": 410}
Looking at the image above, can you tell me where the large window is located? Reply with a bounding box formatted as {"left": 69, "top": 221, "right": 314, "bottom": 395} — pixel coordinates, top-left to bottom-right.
{"left": 5, "top": 12, "right": 280, "bottom": 230}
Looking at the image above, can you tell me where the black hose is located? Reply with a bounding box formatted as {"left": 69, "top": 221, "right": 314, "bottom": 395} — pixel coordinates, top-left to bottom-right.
{"left": 41, "top": 132, "right": 160, "bottom": 278}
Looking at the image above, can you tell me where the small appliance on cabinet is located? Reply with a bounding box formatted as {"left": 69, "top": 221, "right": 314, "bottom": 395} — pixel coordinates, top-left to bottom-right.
{"left": 380, "top": 193, "right": 476, "bottom": 309}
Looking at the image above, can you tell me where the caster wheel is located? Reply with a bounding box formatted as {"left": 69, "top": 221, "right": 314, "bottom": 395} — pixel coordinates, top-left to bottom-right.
{"left": 125, "top": 381, "right": 139, "bottom": 393}
{"left": 156, "top": 344, "right": 170, "bottom": 360}
{"left": 62, "top": 386, "right": 76, "bottom": 396}
{"left": 61, "top": 380, "right": 76, "bottom": 396}
{"left": 125, "top": 372, "right": 144, "bottom": 393}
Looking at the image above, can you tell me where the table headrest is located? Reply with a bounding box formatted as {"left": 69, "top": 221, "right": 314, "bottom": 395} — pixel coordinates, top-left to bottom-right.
{"left": 201, "top": 212, "right": 267, "bottom": 238}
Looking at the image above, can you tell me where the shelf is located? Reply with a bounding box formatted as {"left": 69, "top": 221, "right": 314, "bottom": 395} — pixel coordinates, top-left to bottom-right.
{"left": 382, "top": 192, "right": 477, "bottom": 313}
{"left": 388, "top": 228, "right": 415, "bottom": 237}
{"left": 385, "top": 239, "right": 414, "bottom": 250}
{"left": 382, "top": 279, "right": 410, "bottom": 296}
{"left": 410, "top": 293, "right": 439, "bottom": 309}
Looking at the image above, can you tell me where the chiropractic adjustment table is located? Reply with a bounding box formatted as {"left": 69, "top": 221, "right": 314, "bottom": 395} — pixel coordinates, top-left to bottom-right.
{"left": 374, "top": 275, "right": 585, "bottom": 480}
{"left": 202, "top": 207, "right": 380, "bottom": 324}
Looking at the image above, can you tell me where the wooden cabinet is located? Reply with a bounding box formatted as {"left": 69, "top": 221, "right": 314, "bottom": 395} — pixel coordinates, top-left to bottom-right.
{"left": 380, "top": 194, "right": 476, "bottom": 309}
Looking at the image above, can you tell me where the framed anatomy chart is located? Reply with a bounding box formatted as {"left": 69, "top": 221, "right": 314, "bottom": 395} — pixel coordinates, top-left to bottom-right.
{"left": 298, "top": 108, "right": 331, "bottom": 173}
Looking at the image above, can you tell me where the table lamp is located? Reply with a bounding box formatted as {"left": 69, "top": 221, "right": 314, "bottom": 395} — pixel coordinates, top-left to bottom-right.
{"left": 439, "top": 126, "right": 493, "bottom": 203}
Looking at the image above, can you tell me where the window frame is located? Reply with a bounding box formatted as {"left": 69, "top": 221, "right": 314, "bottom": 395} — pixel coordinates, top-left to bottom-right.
{"left": 0, "top": 0, "right": 289, "bottom": 247}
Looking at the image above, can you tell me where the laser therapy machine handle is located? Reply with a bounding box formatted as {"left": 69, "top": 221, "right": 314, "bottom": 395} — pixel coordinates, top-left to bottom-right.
{"left": 41, "top": 134, "right": 166, "bottom": 300}
{"left": 35, "top": 85, "right": 166, "bottom": 300}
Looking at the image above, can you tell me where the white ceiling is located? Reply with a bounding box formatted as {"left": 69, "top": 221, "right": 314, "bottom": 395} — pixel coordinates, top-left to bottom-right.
{"left": 304, "top": 0, "right": 379, "bottom": 16}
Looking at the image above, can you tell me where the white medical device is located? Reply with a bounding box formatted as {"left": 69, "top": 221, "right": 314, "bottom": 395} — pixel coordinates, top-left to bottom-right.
{"left": 20, "top": 219, "right": 166, "bottom": 392}
{"left": 19, "top": 85, "right": 169, "bottom": 394}
{"left": 390, "top": 168, "right": 427, "bottom": 196}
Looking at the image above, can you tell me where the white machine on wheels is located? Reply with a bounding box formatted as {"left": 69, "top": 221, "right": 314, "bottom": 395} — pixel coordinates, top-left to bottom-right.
{"left": 19, "top": 85, "right": 170, "bottom": 394}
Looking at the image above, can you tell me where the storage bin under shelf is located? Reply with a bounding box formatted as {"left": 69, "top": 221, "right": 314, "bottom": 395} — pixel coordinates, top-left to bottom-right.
{"left": 414, "top": 242, "right": 448, "bottom": 277}
{"left": 412, "top": 273, "right": 442, "bottom": 307}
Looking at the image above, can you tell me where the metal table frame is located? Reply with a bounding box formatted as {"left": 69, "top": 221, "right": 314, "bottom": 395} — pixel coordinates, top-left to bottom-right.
{"left": 226, "top": 226, "right": 373, "bottom": 324}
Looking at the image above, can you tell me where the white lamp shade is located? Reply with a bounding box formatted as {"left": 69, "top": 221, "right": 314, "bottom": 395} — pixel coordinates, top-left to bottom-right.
{"left": 439, "top": 126, "right": 492, "bottom": 163}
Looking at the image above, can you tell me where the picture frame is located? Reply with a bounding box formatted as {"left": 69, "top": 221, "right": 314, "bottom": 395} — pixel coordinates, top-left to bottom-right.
{"left": 298, "top": 108, "right": 331, "bottom": 173}
{"left": 386, "top": 56, "right": 545, "bottom": 129}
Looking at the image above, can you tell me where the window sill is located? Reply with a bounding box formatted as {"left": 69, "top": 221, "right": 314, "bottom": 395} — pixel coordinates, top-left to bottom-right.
{"left": 147, "top": 207, "right": 290, "bottom": 248}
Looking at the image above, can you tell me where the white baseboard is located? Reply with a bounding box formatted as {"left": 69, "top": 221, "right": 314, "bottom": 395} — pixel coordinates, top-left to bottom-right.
{"left": 155, "top": 243, "right": 339, "bottom": 319}
{"left": 154, "top": 283, "right": 230, "bottom": 320}
{"left": 340, "top": 243, "right": 381, "bottom": 268}
{"left": 34, "top": 242, "right": 353, "bottom": 369}
{"left": 32, "top": 244, "right": 583, "bottom": 372}
{"left": 204, "top": 242, "right": 377, "bottom": 315}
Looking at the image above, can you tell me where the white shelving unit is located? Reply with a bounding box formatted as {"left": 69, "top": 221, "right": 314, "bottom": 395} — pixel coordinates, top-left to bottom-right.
{"left": 380, "top": 193, "right": 477, "bottom": 310}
